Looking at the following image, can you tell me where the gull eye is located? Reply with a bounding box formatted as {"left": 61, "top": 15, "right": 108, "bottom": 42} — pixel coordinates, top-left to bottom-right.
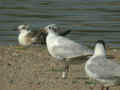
{"left": 23, "top": 27, "right": 26, "bottom": 29}
{"left": 49, "top": 26, "right": 52, "bottom": 29}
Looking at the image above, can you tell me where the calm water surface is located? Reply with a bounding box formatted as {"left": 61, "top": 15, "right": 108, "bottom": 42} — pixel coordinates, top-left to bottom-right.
{"left": 0, "top": 0, "right": 120, "bottom": 48}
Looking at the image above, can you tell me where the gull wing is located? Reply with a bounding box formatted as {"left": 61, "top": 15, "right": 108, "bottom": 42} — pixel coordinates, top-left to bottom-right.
{"left": 51, "top": 36, "right": 93, "bottom": 58}
{"left": 27, "top": 29, "right": 47, "bottom": 45}
{"left": 87, "top": 56, "right": 120, "bottom": 79}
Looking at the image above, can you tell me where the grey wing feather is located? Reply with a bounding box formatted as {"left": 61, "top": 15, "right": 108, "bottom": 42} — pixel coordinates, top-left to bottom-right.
{"left": 35, "top": 29, "right": 47, "bottom": 45}
{"left": 52, "top": 36, "right": 93, "bottom": 58}
{"left": 26, "top": 31, "right": 38, "bottom": 38}
{"left": 30, "top": 29, "right": 47, "bottom": 45}
{"left": 88, "top": 56, "right": 120, "bottom": 79}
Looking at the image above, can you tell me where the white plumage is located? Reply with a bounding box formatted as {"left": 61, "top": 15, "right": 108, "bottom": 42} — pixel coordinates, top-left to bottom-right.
{"left": 45, "top": 24, "right": 93, "bottom": 78}
{"left": 85, "top": 40, "right": 120, "bottom": 90}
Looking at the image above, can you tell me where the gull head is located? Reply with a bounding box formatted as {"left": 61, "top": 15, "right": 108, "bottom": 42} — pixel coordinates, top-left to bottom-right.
{"left": 94, "top": 40, "right": 106, "bottom": 56}
{"left": 14, "top": 24, "right": 30, "bottom": 32}
{"left": 96, "top": 40, "right": 106, "bottom": 48}
{"left": 44, "top": 24, "right": 58, "bottom": 34}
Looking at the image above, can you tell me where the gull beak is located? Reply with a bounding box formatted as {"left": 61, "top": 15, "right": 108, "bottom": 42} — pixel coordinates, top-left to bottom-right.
{"left": 14, "top": 28, "right": 21, "bottom": 32}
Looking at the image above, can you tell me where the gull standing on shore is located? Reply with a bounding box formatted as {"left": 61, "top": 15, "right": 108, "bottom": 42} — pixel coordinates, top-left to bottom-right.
{"left": 15, "top": 24, "right": 46, "bottom": 46}
{"left": 45, "top": 24, "right": 93, "bottom": 78}
{"left": 85, "top": 40, "right": 120, "bottom": 90}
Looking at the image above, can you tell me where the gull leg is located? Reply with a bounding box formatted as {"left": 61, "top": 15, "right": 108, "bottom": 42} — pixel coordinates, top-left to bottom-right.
{"left": 62, "top": 62, "right": 69, "bottom": 79}
{"left": 106, "top": 87, "right": 109, "bottom": 90}
{"left": 101, "top": 86, "right": 104, "bottom": 90}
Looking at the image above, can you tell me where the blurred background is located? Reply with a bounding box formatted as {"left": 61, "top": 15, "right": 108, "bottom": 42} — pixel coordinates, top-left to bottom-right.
{"left": 0, "top": 0, "right": 120, "bottom": 48}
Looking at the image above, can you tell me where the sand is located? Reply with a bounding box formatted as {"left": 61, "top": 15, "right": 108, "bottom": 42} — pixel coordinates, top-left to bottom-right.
{"left": 0, "top": 45, "right": 120, "bottom": 90}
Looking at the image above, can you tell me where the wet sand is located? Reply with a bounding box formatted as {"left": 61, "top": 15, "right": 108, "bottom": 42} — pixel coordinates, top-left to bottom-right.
{"left": 0, "top": 46, "right": 120, "bottom": 90}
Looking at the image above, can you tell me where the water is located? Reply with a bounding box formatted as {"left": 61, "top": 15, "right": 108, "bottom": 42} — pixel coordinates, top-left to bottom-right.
{"left": 0, "top": 0, "right": 120, "bottom": 48}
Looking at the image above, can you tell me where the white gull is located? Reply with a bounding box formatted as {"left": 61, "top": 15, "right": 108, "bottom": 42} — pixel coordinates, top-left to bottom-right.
{"left": 45, "top": 24, "right": 93, "bottom": 78}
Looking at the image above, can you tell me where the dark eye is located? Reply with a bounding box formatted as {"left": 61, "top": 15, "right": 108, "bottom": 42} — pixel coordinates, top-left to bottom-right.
{"left": 49, "top": 26, "right": 52, "bottom": 29}
{"left": 22, "top": 27, "right": 26, "bottom": 29}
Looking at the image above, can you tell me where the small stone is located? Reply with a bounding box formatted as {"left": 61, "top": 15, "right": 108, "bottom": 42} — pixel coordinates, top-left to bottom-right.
{"left": 113, "top": 49, "right": 117, "bottom": 52}
{"left": 9, "top": 80, "right": 14, "bottom": 84}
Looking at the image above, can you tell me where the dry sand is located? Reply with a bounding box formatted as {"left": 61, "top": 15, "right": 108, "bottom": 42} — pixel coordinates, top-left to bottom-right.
{"left": 0, "top": 45, "right": 120, "bottom": 90}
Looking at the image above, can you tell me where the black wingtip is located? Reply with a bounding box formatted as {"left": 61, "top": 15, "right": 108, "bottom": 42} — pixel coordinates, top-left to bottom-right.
{"left": 96, "top": 40, "right": 104, "bottom": 43}
{"left": 59, "top": 29, "right": 71, "bottom": 36}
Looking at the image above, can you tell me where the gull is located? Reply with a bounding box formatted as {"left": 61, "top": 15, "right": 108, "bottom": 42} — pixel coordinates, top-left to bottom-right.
{"left": 15, "top": 24, "right": 45, "bottom": 46}
{"left": 15, "top": 24, "right": 71, "bottom": 47}
{"left": 44, "top": 24, "right": 93, "bottom": 78}
{"left": 85, "top": 40, "right": 120, "bottom": 90}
